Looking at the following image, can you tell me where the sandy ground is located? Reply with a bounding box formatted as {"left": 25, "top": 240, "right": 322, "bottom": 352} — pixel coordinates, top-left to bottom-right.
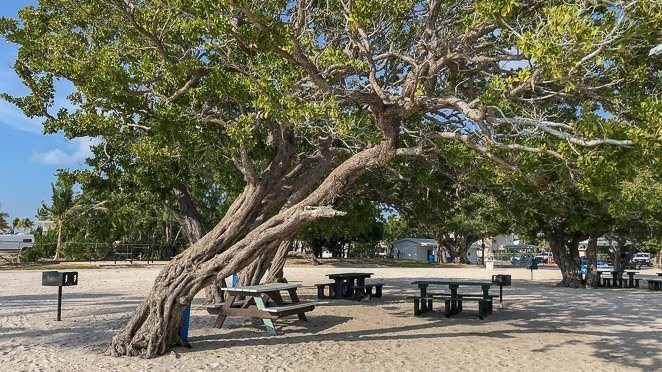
{"left": 0, "top": 263, "right": 660, "bottom": 372}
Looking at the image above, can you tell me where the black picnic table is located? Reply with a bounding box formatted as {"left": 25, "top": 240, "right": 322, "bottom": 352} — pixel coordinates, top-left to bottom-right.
{"left": 205, "top": 283, "right": 316, "bottom": 334}
{"left": 597, "top": 268, "right": 620, "bottom": 287}
{"left": 411, "top": 280, "right": 492, "bottom": 314}
{"left": 624, "top": 271, "right": 639, "bottom": 287}
{"left": 597, "top": 269, "right": 640, "bottom": 288}
{"left": 326, "top": 272, "right": 373, "bottom": 300}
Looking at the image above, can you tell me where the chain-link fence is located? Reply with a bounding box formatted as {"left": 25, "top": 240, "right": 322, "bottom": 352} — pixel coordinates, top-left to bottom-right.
{"left": 21, "top": 241, "right": 184, "bottom": 263}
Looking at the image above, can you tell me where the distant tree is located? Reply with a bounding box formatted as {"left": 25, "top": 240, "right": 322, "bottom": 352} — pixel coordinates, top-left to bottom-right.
{"left": 38, "top": 176, "right": 106, "bottom": 260}
{"left": 0, "top": 204, "right": 8, "bottom": 231}
{"left": 20, "top": 218, "right": 33, "bottom": 232}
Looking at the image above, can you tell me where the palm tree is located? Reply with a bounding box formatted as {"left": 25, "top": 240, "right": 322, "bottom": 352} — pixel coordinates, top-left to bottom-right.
{"left": 38, "top": 179, "right": 106, "bottom": 260}
{"left": 0, "top": 204, "right": 8, "bottom": 231}
{"left": 20, "top": 218, "right": 33, "bottom": 233}
{"left": 12, "top": 218, "right": 20, "bottom": 233}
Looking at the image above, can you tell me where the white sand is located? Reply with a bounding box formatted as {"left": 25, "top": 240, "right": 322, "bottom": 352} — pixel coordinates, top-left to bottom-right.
{"left": 0, "top": 263, "right": 660, "bottom": 371}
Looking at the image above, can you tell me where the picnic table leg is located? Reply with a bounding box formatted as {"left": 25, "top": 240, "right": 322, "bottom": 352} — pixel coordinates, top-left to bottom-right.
{"left": 287, "top": 289, "right": 308, "bottom": 322}
{"left": 333, "top": 279, "right": 343, "bottom": 299}
{"left": 419, "top": 284, "right": 428, "bottom": 313}
{"left": 628, "top": 274, "right": 635, "bottom": 288}
{"left": 354, "top": 277, "right": 367, "bottom": 301}
{"left": 214, "top": 294, "right": 236, "bottom": 328}
{"left": 253, "top": 296, "right": 277, "bottom": 335}
{"left": 268, "top": 291, "right": 286, "bottom": 306}
{"left": 450, "top": 285, "right": 458, "bottom": 313}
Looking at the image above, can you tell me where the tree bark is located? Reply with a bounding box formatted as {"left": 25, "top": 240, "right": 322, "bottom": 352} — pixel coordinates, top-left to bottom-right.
{"left": 546, "top": 226, "right": 584, "bottom": 288}
{"left": 266, "top": 240, "right": 294, "bottom": 282}
{"left": 170, "top": 187, "right": 225, "bottom": 304}
{"left": 437, "top": 234, "right": 474, "bottom": 263}
{"left": 237, "top": 245, "right": 278, "bottom": 286}
{"left": 292, "top": 241, "right": 320, "bottom": 265}
{"left": 109, "top": 132, "right": 399, "bottom": 358}
{"left": 171, "top": 187, "right": 206, "bottom": 243}
{"left": 54, "top": 223, "right": 63, "bottom": 260}
{"left": 610, "top": 237, "right": 633, "bottom": 274}
{"left": 584, "top": 235, "right": 599, "bottom": 288}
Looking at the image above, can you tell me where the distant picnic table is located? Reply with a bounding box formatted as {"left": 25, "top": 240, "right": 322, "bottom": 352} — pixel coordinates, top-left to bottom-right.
{"left": 205, "top": 283, "right": 316, "bottom": 334}
{"left": 597, "top": 268, "right": 640, "bottom": 288}
{"left": 410, "top": 280, "right": 494, "bottom": 319}
{"left": 316, "top": 272, "right": 382, "bottom": 301}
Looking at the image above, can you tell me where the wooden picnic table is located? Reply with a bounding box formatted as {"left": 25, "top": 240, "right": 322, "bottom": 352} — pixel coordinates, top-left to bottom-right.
{"left": 325, "top": 272, "right": 374, "bottom": 300}
{"left": 411, "top": 280, "right": 492, "bottom": 314}
{"left": 205, "top": 283, "right": 316, "bottom": 334}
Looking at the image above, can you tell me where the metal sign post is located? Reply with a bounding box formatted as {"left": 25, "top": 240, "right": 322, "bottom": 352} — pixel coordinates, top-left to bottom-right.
{"left": 42, "top": 271, "right": 78, "bottom": 321}
{"left": 527, "top": 259, "right": 538, "bottom": 280}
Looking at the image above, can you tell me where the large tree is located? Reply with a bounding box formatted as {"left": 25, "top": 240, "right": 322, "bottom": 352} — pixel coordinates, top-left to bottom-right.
{"left": 2, "top": 0, "right": 656, "bottom": 357}
{"left": 377, "top": 146, "right": 509, "bottom": 262}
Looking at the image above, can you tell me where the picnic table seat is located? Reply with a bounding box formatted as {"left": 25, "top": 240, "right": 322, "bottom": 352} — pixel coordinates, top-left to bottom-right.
{"left": 263, "top": 301, "right": 318, "bottom": 318}
{"left": 315, "top": 283, "right": 337, "bottom": 299}
{"left": 647, "top": 278, "right": 662, "bottom": 291}
{"left": 437, "top": 296, "right": 493, "bottom": 319}
{"left": 408, "top": 293, "right": 495, "bottom": 318}
{"left": 601, "top": 277, "right": 612, "bottom": 287}
{"left": 407, "top": 295, "right": 435, "bottom": 316}
{"left": 352, "top": 281, "right": 385, "bottom": 300}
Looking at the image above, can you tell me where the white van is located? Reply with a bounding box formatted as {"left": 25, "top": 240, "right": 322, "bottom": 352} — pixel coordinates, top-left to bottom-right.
{"left": 0, "top": 234, "right": 35, "bottom": 253}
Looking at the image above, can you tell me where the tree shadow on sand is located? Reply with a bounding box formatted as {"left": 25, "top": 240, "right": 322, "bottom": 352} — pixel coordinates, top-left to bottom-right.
{"left": 182, "top": 276, "right": 661, "bottom": 370}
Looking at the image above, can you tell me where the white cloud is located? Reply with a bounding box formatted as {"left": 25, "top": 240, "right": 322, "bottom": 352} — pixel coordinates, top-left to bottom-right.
{"left": 0, "top": 101, "right": 44, "bottom": 133}
{"left": 31, "top": 137, "right": 101, "bottom": 166}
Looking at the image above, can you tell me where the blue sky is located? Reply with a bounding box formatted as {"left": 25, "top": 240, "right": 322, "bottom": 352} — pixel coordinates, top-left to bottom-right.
{"left": 0, "top": 0, "right": 95, "bottom": 221}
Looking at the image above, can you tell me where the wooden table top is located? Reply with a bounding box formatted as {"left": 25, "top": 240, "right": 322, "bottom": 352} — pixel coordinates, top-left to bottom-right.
{"left": 223, "top": 283, "right": 302, "bottom": 293}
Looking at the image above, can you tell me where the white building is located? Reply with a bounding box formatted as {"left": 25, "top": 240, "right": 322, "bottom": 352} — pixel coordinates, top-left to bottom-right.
{"left": 392, "top": 238, "right": 438, "bottom": 262}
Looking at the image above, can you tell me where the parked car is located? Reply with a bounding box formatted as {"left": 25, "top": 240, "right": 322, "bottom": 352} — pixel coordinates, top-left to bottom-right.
{"left": 511, "top": 253, "right": 532, "bottom": 267}
{"left": 632, "top": 252, "right": 653, "bottom": 267}
{"left": 534, "top": 252, "right": 553, "bottom": 263}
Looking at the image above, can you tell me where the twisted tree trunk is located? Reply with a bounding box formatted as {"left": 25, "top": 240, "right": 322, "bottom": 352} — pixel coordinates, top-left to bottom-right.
{"left": 238, "top": 244, "right": 279, "bottom": 286}
{"left": 169, "top": 187, "right": 225, "bottom": 304}
{"left": 546, "top": 225, "right": 584, "bottom": 288}
{"left": 584, "top": 235, "right": 600, "bottom": 288}
{"left": 109, "top": 132, "right": 399, "bottom": 358}
{"left": 437, "top": 234, "right": 474, "bottom": 263}
{"left": 266, "top": 240, "right": 294, "bottom": 282}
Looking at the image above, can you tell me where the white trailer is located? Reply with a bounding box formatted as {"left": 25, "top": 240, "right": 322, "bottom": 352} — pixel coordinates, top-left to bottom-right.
{"left": 0, "top": 234, "right": 35, "bottom": 253}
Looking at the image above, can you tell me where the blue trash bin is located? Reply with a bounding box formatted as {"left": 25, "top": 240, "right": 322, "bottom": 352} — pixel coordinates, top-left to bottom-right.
{"left": 178, "top": 304, "right": 191, "bottom": 343}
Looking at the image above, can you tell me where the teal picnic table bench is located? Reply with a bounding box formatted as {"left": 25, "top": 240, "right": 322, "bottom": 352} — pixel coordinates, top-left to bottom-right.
{"left": 410, "top": 280, "right": 494, "bottom": 319}
{"left": 205, "top": 283, "right": 317, "bottom": 334}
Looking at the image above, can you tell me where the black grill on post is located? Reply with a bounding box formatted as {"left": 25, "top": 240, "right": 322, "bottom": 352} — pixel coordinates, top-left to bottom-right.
{"left": 492, "top": 274, "right": 512, "bottom": 286}
{"left": 492, "top": 274, "right": 511, "bottom": 305}
{"left": 42, "top": 271, "right": 78, "bottom": 321}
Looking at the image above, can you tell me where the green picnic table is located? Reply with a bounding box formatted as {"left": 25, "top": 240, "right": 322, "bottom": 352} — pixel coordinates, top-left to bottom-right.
{"left": 205, "top": 283, "right": 317, "bottom": 334}
{"left": 411, "top": 280, "right": 493, "bottom": 318}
